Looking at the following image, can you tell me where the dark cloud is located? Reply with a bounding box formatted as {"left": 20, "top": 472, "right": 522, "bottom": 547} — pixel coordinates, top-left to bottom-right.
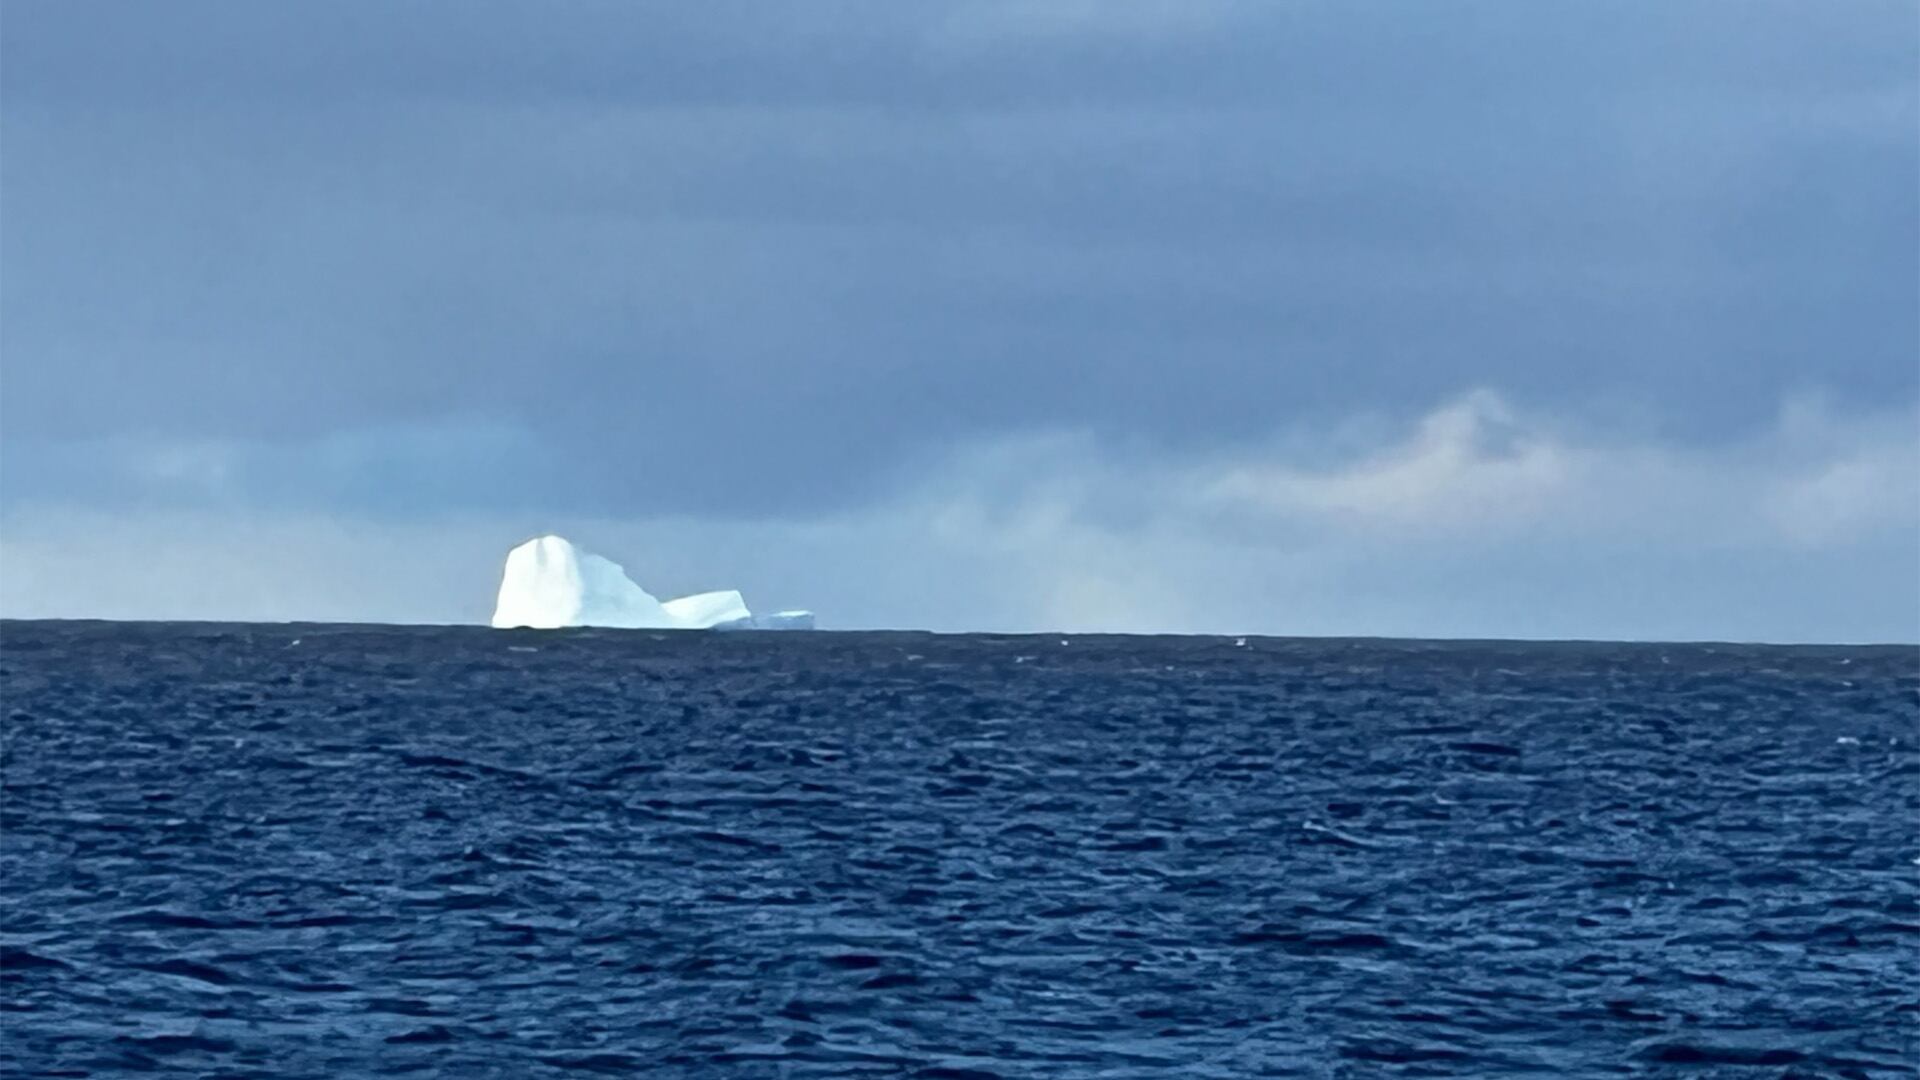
{"left": 2, "top": 1, "right": 1915, "bottom": 519}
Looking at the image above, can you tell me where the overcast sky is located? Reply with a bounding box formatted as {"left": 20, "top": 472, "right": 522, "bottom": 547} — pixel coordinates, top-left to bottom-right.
{"left": 3, "top": 1, "right": 1916, "bottom": 640}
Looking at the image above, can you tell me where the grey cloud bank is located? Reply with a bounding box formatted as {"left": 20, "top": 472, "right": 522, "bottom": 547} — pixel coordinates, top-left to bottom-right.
{"left": 1, "top": 1, "right": 1915, "bottom": 639}
{"left": 4, "top": 392, "right": 1914, "bottom": 642}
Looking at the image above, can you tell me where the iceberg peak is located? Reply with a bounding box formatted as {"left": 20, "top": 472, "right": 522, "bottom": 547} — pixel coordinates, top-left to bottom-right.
{"left": 490, "top": 535, "right": 813, "bottom": 631}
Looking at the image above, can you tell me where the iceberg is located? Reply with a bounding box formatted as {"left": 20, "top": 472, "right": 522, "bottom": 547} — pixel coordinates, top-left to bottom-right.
{"left": 490, "top": 535, "right": 814, "bottom": 631}
{"left": 736, "top": 610, "right": 816, "bottom": 631}
{"left": 491, "top": 535, "right": 674, "bottom": 629}
{"left": 661, "top": 589, "right": 752, "bottom": 629}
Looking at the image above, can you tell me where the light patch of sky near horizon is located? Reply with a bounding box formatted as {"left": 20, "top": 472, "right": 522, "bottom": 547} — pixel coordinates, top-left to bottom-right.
{"left": 3, "top": 391, "right": 1913, "bottom": 642}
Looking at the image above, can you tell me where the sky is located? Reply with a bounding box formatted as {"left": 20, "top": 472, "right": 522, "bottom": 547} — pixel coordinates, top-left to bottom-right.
{"left": 2, "top": 1, "right": 1916, "bottom": 641}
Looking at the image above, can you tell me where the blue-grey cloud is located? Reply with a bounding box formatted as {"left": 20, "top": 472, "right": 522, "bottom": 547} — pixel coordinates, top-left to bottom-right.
{"left": 1, "top": 2, "right": 1914, "bottom": 635}
{"left": 4, "top": 391, "right": 1914, "bottom": 641}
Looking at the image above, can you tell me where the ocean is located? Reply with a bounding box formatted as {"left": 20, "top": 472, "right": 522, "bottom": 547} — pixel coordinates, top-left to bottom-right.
{"left": 2, "top": 621, "right": 1915, "bottom": 1077}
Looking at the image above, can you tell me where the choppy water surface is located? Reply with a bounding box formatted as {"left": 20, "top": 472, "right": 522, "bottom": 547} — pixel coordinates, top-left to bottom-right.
{"left": 2, "top": 622, "right": 1916, "bottom": 1077}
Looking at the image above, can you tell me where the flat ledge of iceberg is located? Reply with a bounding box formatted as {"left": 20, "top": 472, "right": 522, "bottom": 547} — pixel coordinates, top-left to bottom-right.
{"left": 490, "top": 535, "right": 815, "bottom": 631}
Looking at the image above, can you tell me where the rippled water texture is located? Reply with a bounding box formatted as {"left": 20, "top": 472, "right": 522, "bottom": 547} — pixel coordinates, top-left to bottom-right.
{"left": 3, "top": 622, "right": 1916, "bottom": 1077}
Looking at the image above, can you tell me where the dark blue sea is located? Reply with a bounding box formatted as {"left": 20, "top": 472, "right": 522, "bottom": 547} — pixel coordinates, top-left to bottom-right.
{"left": 2, "top": 622, "right": 1915, "bottom": 1078}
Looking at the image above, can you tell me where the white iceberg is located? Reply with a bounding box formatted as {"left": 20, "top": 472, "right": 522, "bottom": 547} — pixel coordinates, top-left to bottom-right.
{"left": 734, "top": 610, "right": 816, "bottom": 630}
{"left": 490, "top": 535, "right": 814, "bottom": 631}
{"left": 660, "top": 589, "right": 752, "bottom": 628}
{"left": 491, "top": 535, "right": 674, "bottom": 629}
